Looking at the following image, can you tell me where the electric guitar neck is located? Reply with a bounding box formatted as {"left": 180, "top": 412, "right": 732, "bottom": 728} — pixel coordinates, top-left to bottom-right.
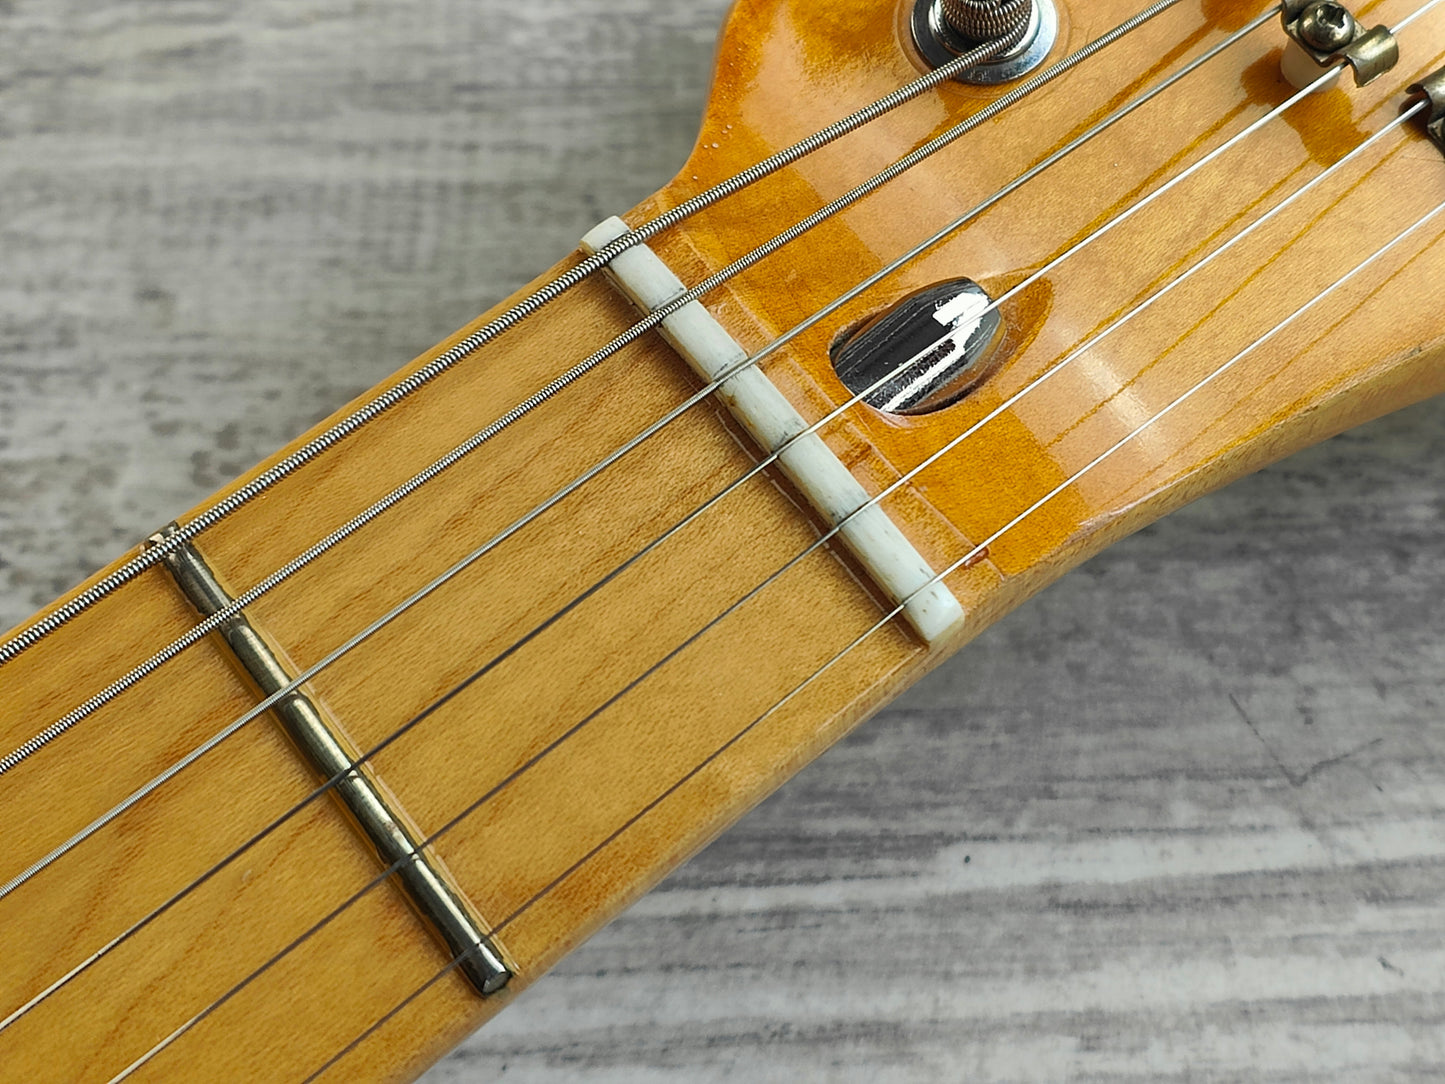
{"left": 3, "top": 1, "right": 1444, "bottom": 1080}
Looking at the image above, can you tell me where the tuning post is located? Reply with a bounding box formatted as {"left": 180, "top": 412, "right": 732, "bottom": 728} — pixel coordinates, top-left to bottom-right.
{"left": 910, "top": 0, "right": 1059, "bottom": 85}
{"left": 1279, "top": 1, "right": 1398, "bottom": 92}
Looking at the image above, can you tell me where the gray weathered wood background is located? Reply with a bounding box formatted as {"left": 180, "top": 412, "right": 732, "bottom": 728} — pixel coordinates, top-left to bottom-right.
{"left": 2, "top": 1, "right": 1443, "bottom": 1080}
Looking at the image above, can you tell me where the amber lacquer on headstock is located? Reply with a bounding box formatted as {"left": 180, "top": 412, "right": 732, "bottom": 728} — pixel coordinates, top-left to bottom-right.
{"left": 1, "top": 0, "right": 1444, "bottom": 1080}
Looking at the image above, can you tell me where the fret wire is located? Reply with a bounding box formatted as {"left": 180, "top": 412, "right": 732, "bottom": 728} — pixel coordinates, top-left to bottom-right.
{"left": 0, "top": 0, "right": 1123, "bottom": 668}
{"left": 90, "top": 78, "right": 1444, "bottom": 1084}
{"left": 0, "top": 0, "right": 1200, "bottom": 780}
{"left": 0, "top": 10, "right": 1288, "bottom": 1034}
{"left": 293, "top": 192, "right": 1445, "bottom": 1084}
{"left": 0, "top": 0, "right": 1299, "bottom": 902}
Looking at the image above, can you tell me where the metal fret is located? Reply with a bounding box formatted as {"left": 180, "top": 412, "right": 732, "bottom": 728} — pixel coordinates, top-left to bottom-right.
{"left": 150, "top": 525, "right": 511, "bottom": 997}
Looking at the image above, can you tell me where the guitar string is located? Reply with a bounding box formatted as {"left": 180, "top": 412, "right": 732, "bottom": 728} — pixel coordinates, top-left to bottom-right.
{"left": 0, "top": 4, "right": 1316, "bottom": 903}
{"left": 0, "top": 0, "right": 1183, "bottom": 667}
{"left": 0, "top": 10, "right": 1292, "bottom": 1032}
{"left": 0, "top": 0, "right": 1204, "bottom": 778}
{"left": 139, "top": 189, "right": 1445, "bottom": 1084}
{"left": 90, "top": 53, "right": 1442, "bottom": 1083}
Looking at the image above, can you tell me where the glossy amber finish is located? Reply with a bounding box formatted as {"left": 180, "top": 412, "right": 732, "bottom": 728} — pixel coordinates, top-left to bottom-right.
{"left": 2, "top": 0, "right": 1443, "bottom": 1080}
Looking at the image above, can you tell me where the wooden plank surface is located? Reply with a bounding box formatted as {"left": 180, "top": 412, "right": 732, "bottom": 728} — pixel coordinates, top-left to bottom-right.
{"left": 2, "top": 1, "right": 1443, "bottom": 1081}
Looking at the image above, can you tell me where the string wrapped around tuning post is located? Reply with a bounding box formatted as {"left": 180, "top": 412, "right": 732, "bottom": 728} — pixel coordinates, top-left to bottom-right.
{"left": 937, "top": 0, "right": 1034, "bottom": 45}
{"left": 912, "top": 0, "right": 1057, "bottom": 84}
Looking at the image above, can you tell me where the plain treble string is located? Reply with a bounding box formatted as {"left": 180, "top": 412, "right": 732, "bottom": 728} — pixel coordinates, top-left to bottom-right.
{"left": 0, "top": 8, "right": 1281, "bottom": 1035}
{"left": 0, "top": 0, "right": 1197, "bottom": 779}
{"left": 301, "top": 189, "right": 1445, "bottom": 1084}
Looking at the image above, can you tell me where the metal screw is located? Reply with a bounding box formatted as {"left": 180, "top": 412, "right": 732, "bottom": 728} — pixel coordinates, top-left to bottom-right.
{"left": 1298, "top": 2, "right": 1357, "bottom": 52}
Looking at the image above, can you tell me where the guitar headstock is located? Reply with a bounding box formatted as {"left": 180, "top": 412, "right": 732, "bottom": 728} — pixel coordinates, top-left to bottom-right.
{"left": 633, "top": 0, "right": 1445, "bottom": 624}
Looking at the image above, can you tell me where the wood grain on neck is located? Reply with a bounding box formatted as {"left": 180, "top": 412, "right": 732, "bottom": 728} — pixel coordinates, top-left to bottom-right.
{"left": 3, "top": 0, "right": 1444, "bottom": 1079}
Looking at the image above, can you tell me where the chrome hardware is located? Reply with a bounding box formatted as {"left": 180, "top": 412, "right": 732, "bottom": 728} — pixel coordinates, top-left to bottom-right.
{"left": 1296, "top": 1, "right": 1356, "bottom": 50}
{"left": 148, "top": 525, "right": 512, "bottom": 997}
{"left": 938, "top": 0, "right": 1032, "bottom": 41}
{"left": 1280, "top": 2, "right": 1398, "bottom": 89}
{"left": 831, "top": 279, "right": 1003, "bottom": 415}
{"left": 911, "top": 0, "right": 1059, "bottom": 85}
{"left": 1411, "top": 67, "right": 1445, "bottom": 156}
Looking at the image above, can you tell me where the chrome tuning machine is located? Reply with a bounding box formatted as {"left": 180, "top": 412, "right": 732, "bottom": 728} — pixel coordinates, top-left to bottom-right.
{"left": 910, "top": 0, "right": 1059, "bottom": 85}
